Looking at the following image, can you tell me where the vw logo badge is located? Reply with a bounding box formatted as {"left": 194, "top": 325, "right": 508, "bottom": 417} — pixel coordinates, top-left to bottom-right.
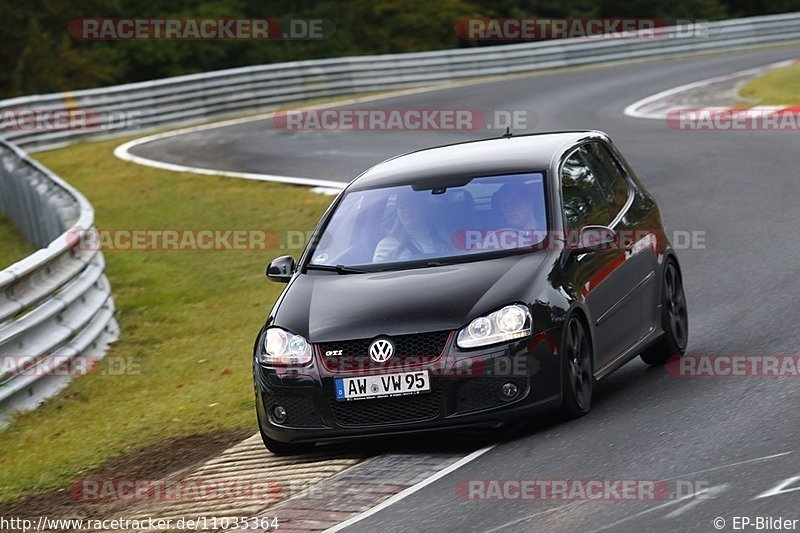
{"left": 369, "top": 338, "right": 394, "bottom": 363}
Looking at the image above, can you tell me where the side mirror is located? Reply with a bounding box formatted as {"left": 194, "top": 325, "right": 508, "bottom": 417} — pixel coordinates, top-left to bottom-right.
{"left": 266, "top": 256, "right": 296, "bottom": 283}
{"left": 574, "top": 225, "right": 617, "bottom": 253}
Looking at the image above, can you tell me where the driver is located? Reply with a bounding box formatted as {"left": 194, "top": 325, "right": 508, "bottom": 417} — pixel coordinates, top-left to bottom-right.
{"left": 469, "top": 182, "right": 546, "bottom": 252}
{"left": 373, "top": 191, "right": 451, "bottom": 263}
{"left": 493, "top": 182, "right": 543, "bottom": 230}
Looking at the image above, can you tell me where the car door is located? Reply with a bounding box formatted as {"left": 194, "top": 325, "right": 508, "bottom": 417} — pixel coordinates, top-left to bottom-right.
{"left": 560, "top": 146, "right": 641, "bottom": 369}
{"left": 583, "top": 141, "right": 661, "bottom": 344}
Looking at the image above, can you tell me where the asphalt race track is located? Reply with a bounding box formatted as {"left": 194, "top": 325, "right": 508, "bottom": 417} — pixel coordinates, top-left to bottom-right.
{"left": 132, "top": 46, "right": 800, "bottom": 532}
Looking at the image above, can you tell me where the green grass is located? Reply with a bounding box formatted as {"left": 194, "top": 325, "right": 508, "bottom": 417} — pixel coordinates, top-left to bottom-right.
{"left": 0, "top": 212, "right": 35, "bottom": 268}
{"left": 739, "top": 62, "right": 800, "bottom": 106}
{"left": 0, "top": 137, "right": 334, "bottom": 502}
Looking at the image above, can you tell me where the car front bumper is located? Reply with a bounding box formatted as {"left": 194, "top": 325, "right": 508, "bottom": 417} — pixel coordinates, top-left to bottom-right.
{"left": 254, "top": 328, "right": 563, "bottom": 444}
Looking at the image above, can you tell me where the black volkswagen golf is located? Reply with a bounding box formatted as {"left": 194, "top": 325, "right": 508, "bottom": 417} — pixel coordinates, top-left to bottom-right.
{"left": 254, "top": 131, "right": 688, "bottom": 453}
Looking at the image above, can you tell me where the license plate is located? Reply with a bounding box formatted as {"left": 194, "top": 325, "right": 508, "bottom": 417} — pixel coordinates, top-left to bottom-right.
{"left": 335, "top": 370, "right": 430, "bottom": 401}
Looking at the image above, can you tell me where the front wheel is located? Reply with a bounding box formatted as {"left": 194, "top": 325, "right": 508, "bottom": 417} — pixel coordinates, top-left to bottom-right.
{"left": 641, "top": 259, "right": 688, "bottom": 365}
{"left": 560, "top": 315, "right": 593, "bottom": 419}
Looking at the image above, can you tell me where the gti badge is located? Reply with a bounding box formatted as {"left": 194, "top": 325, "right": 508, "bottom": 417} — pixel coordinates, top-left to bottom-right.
{"left": 369, "top": 338, "right": 394, "bottom": 363}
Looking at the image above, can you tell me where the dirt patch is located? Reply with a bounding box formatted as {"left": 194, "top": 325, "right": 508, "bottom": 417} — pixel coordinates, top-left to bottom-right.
{"left": 0, "top": 430, "right": 253, "bottom": 522}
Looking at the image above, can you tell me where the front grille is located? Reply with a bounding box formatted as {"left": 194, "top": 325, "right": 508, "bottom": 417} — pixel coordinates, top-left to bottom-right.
{"left": 329, "top": 388, "right": 443, "bottom": 427}
{"left": 264, "top": 391, "right": 324, "bottom": 427}
{"left": 456, "top": 378, "right": 528, "bottom": 414}
{"left": 319, "top": 331, "right": 450, "bottom": 372}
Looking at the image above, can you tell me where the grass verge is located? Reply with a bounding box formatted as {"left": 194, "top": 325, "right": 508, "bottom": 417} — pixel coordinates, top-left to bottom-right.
{"left": 0, "top": 212, "right": 36, "bottom": 268}
{"left": 739, "top": 61, "right": 800, "bottom": 105}
{"left": 0, "top": 136, "right": 334, "bottom": 502}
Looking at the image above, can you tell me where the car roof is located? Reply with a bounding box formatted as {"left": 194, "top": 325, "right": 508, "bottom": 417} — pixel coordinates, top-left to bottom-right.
{"left": 348, "top": 130, "right": 607, "bottom": 190}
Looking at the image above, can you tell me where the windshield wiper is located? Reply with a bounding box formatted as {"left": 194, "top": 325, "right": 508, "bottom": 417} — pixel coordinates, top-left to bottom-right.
{"left": 371, "top": 260, "right": 451, "bottom": 272}
{"left": 306, "top": 264, "right": 370, "bottom": 275}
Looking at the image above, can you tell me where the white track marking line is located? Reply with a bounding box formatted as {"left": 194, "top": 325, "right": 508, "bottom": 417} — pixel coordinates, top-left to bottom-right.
{"left": 113, "top": 87, "right": 456, "bottom": 190}
{"left": 476, "top": 451, "right": 793, "bottom": 533}
{"left": 322, "top": 444, "right": 497, "bottom": 533}
{"left": 112, "top": 73, "right": 545, "bottom": 190}
{"left": 112, "top": 145, "right": 348, "bottom": 189}
{"left": 662, "top": 484, "right": 730, "bottom": 518}
{"left": 585, "top": 452, "right": 794, "bottom": 532}
{"left": 740, "top": 105, "right": 788, "bottom": 118}
{"left": 747, "top": 105, "right": 787, "bottom": 112}
{"left": 661, "top": 450, "right": 792, "bottom": 481}
{"left": 756, "top": 475, "right": 800, "bottom": 499}
{"left": 116, "top": 54, "right": 796, "bottom": 186}
{"left": 623, "top": 59, "right": 795, "bottom": 119}
{"left": 587, "top": 484, "right": 730, "bottom": 532}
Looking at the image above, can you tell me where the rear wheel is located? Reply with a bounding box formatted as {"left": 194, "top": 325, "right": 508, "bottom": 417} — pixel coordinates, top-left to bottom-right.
{"left": 560, "top": 315, "right": 593, "bottom": 419}
{"left": 641, "top": 260, "right": 688, "bottom": 365}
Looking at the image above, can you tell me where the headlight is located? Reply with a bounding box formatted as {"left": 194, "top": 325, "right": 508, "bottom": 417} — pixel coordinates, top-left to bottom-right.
{"left": 258, "top": 327, "right": 313, "bottom": 365}
{"left": 457, "top": 304, "right": 532, "bottom": 348}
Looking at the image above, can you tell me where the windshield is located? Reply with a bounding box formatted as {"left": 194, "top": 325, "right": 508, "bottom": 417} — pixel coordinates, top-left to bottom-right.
{"left": 308, "top": 172, "right": 547, "bottom": 269}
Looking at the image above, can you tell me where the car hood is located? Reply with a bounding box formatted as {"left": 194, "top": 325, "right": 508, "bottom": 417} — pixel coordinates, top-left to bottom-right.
{"left": 271, "top": 253, "right": 550, "bottom": 342}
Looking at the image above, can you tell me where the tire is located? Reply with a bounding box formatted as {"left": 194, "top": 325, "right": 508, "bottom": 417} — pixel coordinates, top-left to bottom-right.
{"left": 641, "top": 259, "right": 688, "bottom": 365}
{"left": 560, "top": 314, "right": 593, "bottom": 419}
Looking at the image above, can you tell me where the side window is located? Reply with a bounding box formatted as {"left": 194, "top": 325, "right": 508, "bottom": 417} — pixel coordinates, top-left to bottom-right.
{"left": 583, "top": 142, "right": 630, "bottom": 215}
{"left": 561, "top": 149, "right": 613, "bottom": 230}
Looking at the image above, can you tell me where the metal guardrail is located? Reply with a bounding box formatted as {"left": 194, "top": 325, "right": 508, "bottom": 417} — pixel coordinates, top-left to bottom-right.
{"left": 0, "top": 140, "right": 118, "bottom": 424}
{"left": 1, "top": 13, "right": 798, "bottom": 152}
